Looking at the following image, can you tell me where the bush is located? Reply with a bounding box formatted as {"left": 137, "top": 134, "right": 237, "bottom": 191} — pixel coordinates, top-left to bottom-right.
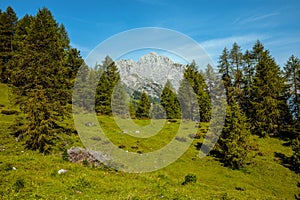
{"left": 182, "top": 173, "right": 197, "bottom": 185}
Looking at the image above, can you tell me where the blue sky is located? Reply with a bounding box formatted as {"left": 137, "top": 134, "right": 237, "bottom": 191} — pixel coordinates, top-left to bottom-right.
{"left": 1, "top": 0, "right": 300, "bottom": 66}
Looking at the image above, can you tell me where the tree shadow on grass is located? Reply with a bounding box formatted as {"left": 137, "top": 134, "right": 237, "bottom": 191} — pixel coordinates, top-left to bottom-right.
{"left": 274, "top": 152, "right": 295, "bottom": 172}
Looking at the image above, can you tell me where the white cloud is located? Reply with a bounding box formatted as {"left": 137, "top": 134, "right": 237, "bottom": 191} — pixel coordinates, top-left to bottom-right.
{"left": 199, "top": 34, "right": 269, "bottom": 64}
{"left": 235, "top": 12, "right": 279, "bottom": 25}
{"left": 70, "top": 42, "right": 91, "bottom": 58}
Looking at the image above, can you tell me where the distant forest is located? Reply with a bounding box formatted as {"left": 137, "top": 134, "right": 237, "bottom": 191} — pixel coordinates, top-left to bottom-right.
{"left": 0, "top": 6, "right": 299, "bottom": 172}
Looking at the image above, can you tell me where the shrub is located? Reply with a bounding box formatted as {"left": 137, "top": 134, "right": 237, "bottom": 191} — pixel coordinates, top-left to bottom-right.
{"left": 182, "top": 173, "right": 197, "bottom": 185}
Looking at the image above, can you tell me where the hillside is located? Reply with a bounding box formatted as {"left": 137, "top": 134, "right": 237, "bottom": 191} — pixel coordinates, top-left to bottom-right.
{"left": 0, "top": 83, "right": 299, "bottom": 199}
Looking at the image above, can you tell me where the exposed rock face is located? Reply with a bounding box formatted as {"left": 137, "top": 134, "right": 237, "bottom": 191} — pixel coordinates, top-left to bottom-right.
{"left": 116, "top": 52, "right": 185, "bottom": 100}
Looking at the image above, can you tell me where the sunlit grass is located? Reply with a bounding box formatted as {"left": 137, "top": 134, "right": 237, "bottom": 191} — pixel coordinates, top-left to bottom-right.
{"left": 0, "top": 83, "right": 299, "bottom": 199}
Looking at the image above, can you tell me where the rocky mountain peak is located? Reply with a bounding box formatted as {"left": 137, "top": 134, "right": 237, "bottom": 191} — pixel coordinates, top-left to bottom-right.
{"left": 116, "top": 52, "right": 186, "bottom": 100}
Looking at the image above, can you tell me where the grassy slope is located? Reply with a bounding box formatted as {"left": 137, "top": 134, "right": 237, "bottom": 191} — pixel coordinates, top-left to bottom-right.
{"left": 0, "top": 83, "right": 299, "bottom": 199}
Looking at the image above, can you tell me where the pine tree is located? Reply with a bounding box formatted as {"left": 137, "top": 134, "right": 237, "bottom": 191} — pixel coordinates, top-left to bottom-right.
{"left": 215, "top": 102, "right": 251, "bottom": 169}
{"left": 0, "top": 6, "right": 18, "bottom": 82}
{"left": 160, "top": 80, "right": 181, "bottom": 119}
{"left": 250, "top": 48, "right": 286, "bottom": 137}
{"left": 136, "top": 91, "right": 151, "bottom": 119}
{"left": 10, "top": 8, "right": 72, "bottom": 153}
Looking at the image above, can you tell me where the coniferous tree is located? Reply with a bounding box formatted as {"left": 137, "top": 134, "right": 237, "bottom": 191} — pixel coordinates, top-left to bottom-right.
{"left": 150, "top": 102, "right": 166, "bottom": 119}
{"left": 95, "top": 56, "right": 120, "bottom": 115}
{"left": 284, "top": 55, "right": 300, "bottom": 121}
{"left": 178, "top": 79, "right": 197, "bottom": 120}
{"left": 184, "top": 62, "right": 211, "bottom": 122}
{"left": 0, "top": 6, "right": 18, "bottom": 82}
{"left": 250, "top": 47, "right": 286, "bottom": 137}
{"left": 284, "top": 55, "right": 300, "bottom": 173}
{"left": 229, "top": 43, "right": 243, "bottom": 105}
{"left": 111, "top": 82, "right": 129, "bottom": 117}
{"left": 136, "top": 91, "right": 151, "bottom": 119}
{"left": 218, "top": 47, "right": 234, "bottom": 104}
{"left": 241, "top": 50, "right": 255, "bottom": 118}
{"left": 215, "top": 102, "right": 251, "bottom": 169}
{"left": 10, "top": 8, "right": 73, "bottom": 152}
{"left": 161, "top": 80, "right": 181, "bottom": 119}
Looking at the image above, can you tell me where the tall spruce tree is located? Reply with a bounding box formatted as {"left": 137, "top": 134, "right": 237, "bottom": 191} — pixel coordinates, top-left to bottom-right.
{"left": 111, "top": 82, "right": 129, "bottom": 117}
{"left": 284, "top": 55, "right": 300, "bottom": 121}
{"left": 250, "top": 47, "right": 286, "bottom": 137}
{"left": 0, "top": 6, "right": 17, "bottom": 82}
{"left": 10, "top": 8, "right": 73, "bottom": 153}
{"left": 215, "top": 102, "right": 251, "bottom": 169}
{"left": 160, "top": 80, "right": 181, "bottom": 119}
{"left": 229, "top": 43, "right": 243, "bottom": 105}
{"left": 95, "top": 56, "right": 120, "bottom": 115}
{"left": 241, "top": 49, "right": 255, "bottom": 118}
{"left": 284, "top": 55, "right": 300, "bottom": 173}
{"left": 184, "top": 62, "right": 211, "bottom": 122}
{"left": 136, "top": 91, "right": 151, "bottom": 119}
{"left": 178, "top": 79, "right": 197, "bottom": 120}
{"left": 218, "top": 47, "right": 234, "bottom": 104}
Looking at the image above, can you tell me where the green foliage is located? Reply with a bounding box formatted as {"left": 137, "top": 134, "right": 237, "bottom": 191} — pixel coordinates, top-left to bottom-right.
{"left": 150, "top": 102, "right": 165, "bottom": 119}
{"left": 182, "top": 173, "right": 197, "bottom": 185}
{"left": 9, "top": 8, "right": 77, "bottom": 153}
{"left": 284, "top": 55, "right": 300, "bottom": 122}
{"left": 95, "top": 56, "right": 120, "bottom": 115}
{"left": 161, "top": 80, "right": 181, "bottom": 119}
{"left": 111, "top": 82, "right": 129, "bottom": 117}
{"left": 250, "top": 49, "right": 286, "bottom": 137}
{"left": 183, "top": 62, "right": 211, "bottom": 122}
{"left": 291, "top": 137, "right": 300, "bottom": 173}
{"left": 0, "top": 6, "right": 18, "bottom": 83}
{"left": 136, "top": 91, "right": 151, "bottom": 119}
{"left": 215, "top": 103, "right": 251, "bottom": 169}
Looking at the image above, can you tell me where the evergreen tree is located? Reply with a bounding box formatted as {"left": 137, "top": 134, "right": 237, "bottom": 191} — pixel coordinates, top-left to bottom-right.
{"left": 241, "top": 50, "right": 255, "bottom": 118}
{"left": 215, "top": 102, "right": 251, "bottom": 169}
{"left": 10, "top": 8, "right": 72, "bottom": 153}
{"left": 218, "top": 47, "right": 234, "bottom": 104}
{"left": 150, "top": 102, "right": 166, "bottom": 119}
{"left": 136, "top": 91, "right": 151, "bottom": 119}
{"left": 160, "top": 80, "right": 181, "bottom": 119}
{"left": 184, "top": 62, "right": 211, "bottom": 122}
{"left": 95, "top": 56, "right": 120, "bottom": 115}
{"left": 0, "top": 6, "right": 18, "bottom": 82}
{"left": 229, "top": 43, "right": 243, "bottom": 105}
{"left": 250, "top": 48, "right": 286, "bottom": 137}
{"left": 111, "top": 82, "right": 129, "bottom": 117}
{"left": 283, "top": 56, "right": 300, "bottom": 173}
{"left": 178, "top": 79, "right": 197, "bottom": 120}
{"left": 284, "top": 55, "right": 300, "bottom": 121}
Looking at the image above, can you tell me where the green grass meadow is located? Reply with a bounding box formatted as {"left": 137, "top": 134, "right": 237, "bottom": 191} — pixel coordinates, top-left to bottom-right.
{"left": 0, "top": 83, "right": 299, "bottom": 199}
